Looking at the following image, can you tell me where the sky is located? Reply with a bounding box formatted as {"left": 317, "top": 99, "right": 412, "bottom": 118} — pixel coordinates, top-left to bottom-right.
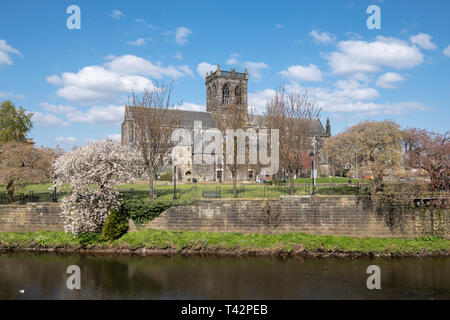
{"left": 0, "top": 0, "right": 449, "bottom": 150}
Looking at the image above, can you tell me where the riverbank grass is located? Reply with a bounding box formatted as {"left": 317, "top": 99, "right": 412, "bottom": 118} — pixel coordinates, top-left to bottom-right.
{"left": 0, "top": 230, "right": 448, "bottom": 254}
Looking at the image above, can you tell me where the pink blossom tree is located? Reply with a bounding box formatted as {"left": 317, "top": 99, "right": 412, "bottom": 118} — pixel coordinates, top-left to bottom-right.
{"left": 53, "top": 139, "right": 144, "bottom": 235}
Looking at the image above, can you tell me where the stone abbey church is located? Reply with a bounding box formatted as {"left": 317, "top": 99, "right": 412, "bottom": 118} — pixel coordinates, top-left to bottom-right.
{"left": 121, "top": 66, "right": 331, "bottom": 183}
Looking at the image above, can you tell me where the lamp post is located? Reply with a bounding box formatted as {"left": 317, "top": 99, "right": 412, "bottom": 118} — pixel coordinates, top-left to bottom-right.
{"left": 311, "top": 136, "right": 317, "bottom": 195}
{"left": 173, "top": 157, "right": 177, "bottom": 200}
{"left": 218, "top": 156, "right": 223, "bottom": 184}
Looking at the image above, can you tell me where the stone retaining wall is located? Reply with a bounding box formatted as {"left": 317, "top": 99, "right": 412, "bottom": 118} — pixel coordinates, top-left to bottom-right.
{"left": 129, "top": 196, "right": 425, "bottom": 238}
{"left": 0, "top": 197, "right": 447, "bottom": 238}
{"left": 0, "top": 203, "right": 64, "bottom": 232}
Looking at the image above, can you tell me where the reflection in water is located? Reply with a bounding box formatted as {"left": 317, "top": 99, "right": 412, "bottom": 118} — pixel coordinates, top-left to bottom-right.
{"left": 0, "top": 252, "right": 449, "bottom": 300}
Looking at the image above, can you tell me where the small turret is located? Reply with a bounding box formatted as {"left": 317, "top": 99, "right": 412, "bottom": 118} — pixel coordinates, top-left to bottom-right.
{"left": 326, "top": 117, "right": 331, "bottom": 136}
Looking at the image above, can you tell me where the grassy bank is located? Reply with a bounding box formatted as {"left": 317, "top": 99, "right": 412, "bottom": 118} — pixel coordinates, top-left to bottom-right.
{"left": 0, "top": 230, "right": 448, "bottom": 256}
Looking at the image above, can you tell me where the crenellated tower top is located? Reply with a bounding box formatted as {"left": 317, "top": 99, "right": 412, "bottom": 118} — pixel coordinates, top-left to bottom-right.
{"left": 205, "top": 65, "right": 248, "bottom": 114}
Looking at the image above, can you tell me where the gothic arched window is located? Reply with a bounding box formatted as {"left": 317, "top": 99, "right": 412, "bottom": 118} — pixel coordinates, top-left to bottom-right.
{"left": 235, "top": 85, "right": 242, "bottom": 105}
{"left": 222, "top": 85, "right": 230, "bottom": 105}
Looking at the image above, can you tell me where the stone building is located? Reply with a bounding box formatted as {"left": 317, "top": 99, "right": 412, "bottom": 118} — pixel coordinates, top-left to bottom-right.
{"left": 121, "top": 66, "right": 330, "bottom": 182}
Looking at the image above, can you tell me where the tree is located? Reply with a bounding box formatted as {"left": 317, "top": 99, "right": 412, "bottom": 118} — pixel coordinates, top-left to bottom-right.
{"left": 54, "top": 139, "right": 144, "bottom": 235}
{"left": 402, "top": 127, "right": 429, "bottom": 169}
{"left": 133, "top": 82, "right": 182, "bottom": 199}
{"left": 0, "top": 100, "right": 33, "bottom": 143}
{"left": 402, "top": 128, "right": 449, "bottom": 191}
{"left": 0, "top": 142, "right": 53, "bottom": 202}
{"left": 264, "top": 84, "right": 321, "bottom": 194}
{"left": 324, "top": 130, "right": 360, "bottom": 177}
{"left": 214, "top": 98, "right": 253, "bottom": 198}
{"left": 325, "top": 120, "right": 403, "bottom": 191}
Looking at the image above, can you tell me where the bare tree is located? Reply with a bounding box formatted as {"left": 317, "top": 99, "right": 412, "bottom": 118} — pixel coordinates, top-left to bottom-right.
{"left": 214, "top": 103, "right": 253, "bottom": 198}
{"left": 133, "top": 82, "right": 182, "bottom": 199}
{"left": 402, "top": 128, "right": 449, "bottom": 191}
{"left": 264, "top": 84, "right": 321, "bottom": 195}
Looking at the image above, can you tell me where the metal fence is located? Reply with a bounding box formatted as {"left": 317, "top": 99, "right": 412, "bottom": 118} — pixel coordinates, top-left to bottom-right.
{"left": 0, "top": 183, "right": 364, "bottom": 205}
{"left": 4, "top": 182, "right": 441, "bottom": 205}
{"left": 0, "top": 189, "right": 63, "bottom": 205}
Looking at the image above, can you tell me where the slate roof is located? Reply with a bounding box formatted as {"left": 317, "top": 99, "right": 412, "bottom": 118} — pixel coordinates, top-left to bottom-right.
{"left": 176, "top": 109, "right": 216, "bottom": 128}
{"left": 127, "top": 106, "right": 216, "bottom": 129}
{"left": 126, "top": 106, "right": 326, "bottom": 135}
{"left": 253, "top": 115, "right": 327, "bottom": 136}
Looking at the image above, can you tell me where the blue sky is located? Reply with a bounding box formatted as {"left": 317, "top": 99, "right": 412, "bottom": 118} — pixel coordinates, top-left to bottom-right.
{"left": 1, "top": 0, "right": 449, "bottom": 150}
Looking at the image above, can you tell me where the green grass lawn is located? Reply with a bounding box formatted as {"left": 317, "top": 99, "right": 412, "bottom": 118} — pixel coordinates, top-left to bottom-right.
{"left": 0, "top": 230, "right": 448, "bottom": 254}
{"left": 293, "top": 177, "right": 365, "bottom": 183}
{"left": 0, "top": 178, "right": 365, "bottom": 202}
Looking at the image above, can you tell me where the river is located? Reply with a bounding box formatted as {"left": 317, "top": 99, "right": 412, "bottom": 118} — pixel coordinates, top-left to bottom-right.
{"left": 0, "top": 252, "right": 448, "bottom": 300}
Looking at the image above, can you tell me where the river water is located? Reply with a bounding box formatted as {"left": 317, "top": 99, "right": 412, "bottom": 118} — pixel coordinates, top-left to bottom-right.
{"left": 0, "top": 252, "right": 448, "bottom": 300}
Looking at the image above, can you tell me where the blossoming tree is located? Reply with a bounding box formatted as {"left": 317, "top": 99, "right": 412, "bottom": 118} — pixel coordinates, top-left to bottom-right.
{"left": 54, "top": 139, "right": 144, "bottom": 235}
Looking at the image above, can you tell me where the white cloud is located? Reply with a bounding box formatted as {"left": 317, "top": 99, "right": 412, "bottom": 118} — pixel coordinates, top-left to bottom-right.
{"left": 106, "top": 55, "right": 192, "bottom": 79}
{"left": 325, "top": 100, "right": 429, "bottom": 115}
{"left": 286, "top": 81, "right": 429, "bottom": 115}
{"left": 56, "top": 137, "right": 78, "bottom": 144}
{"left": 180, "top": 102, "right": 205, "bottom": 112}
{"left": 305, "top": 80, "right": 379, "bottom": 105}
{"left": 0, "top": 39, "right": 22, "bottom": 65}
{"left": 38, "top": 103, "right": 124, "bottom": 126}
{"left": 226, "top": 53, "right": 240, "bottom": 66}
{"left": 47, "top": 66, "right": 154, "bottom": 103}
{"left": 127, "top": 38, "right": 151, "bottom": 46}
{"left": 410, "top": 33, "right": 437, "bottom": 50}
{"left": 248, "top": 89, "right": 276, "bottom": 114}
{"left": 32, "top": 112, "right": 69, "bottom": 127}
{"left": 106, "top": 134, "right": 121, "bottom": 142}
{"left": 275, "top": 24, "right": 284, "bottom": 29}
{"left": 197, "top": 62, "right": 216, "bottom": 77}
{"left": 243, "top": 61, "right": 269, "bottom": 80}
{"left": 0, "top": 91, "right": 25, "bottom": 99}
{"left": 309, "top": 30, "right": 336, "bottom": 44}
{"left": 327, "top": 36, "right": 424, "bottom": 74}
{"left": 67, "top": 105, "right": 125, "bottom": 125}
{"left": 135, "top": 18, "right": 158, "bottom": 30}
{"left": 444, "top": 45, "right": 450, "bottom": 57}
{"left": 110, "top": 10, "right": 124, "bottom": 19}
{"left": 178, "top": 65, "right": 193, "bottom": 77}
{"left": 226, "top": 58, "right": 239, "bottom": 65}
{"left": 175, "top": 27, "right": 192, "bottom": 45}
{"left": 351, "top": 73, "right": 372, "bottom": 83}
{"left": 280, "top": 64, "right": 323, "bottom": 82}
{"left": 40, "top": 102, "right": 76, "bottom": 114}
{"left": 376, "top": 72, "right": 405, "bottom": 89}
{"left": 249, "top": 79, "right": 429, "bottom": 116}
{"left": 173, "top": 52, "right": 183, "bottom": 60}
{"left": 47, "top": 55, "right": 193, "bottom": 104}
{"left": 345, "top": 32, "right": 363, "bottom": 40}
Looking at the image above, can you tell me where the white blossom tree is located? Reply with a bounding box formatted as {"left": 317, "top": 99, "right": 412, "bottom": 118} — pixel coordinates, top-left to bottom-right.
{"left": 53, "top": 139, "right": 144, "bottom": 235}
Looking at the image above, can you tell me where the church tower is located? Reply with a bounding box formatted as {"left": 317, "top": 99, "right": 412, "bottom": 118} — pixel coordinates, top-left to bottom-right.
{"left": 205, "top": 65, "right": 248, "bottom": 114}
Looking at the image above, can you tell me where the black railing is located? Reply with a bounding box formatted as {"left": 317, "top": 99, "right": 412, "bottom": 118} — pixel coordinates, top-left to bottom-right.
{"left": 0, "top": 188, "right": 62, "bottom": 205}
{"left": 1, "top": 183, "right": 446, "bottom": 204}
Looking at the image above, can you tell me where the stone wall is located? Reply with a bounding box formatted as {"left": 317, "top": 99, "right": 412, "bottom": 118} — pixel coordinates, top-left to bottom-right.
{"left": 130, "top": 196, "right": 443, "bottom": 238}
{"left": 0, "top": 203, "right": 63, "bottom": 232}
{"left": 0, "top": 197, "right": 447, "bottom": 238}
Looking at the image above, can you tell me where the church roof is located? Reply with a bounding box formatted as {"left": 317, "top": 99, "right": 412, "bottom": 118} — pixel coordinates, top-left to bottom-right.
{"left": 176, "top": 109, "right": 216, "bottom": 128}
{"left": 126, "top": 106, "right": 216, "bottom": 128}
{"left": 252, "top": 115, "right": 327, "bottom": 136}
{"left": 125, "top": 105, "right": 326, "bottom": 135}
